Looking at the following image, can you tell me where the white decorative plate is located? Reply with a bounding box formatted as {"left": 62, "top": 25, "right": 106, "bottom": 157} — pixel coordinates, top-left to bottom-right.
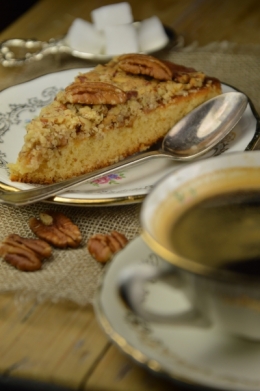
{"left": 94, "top": 236, "right": 260, "bottom": 391}
{"left": 0, "top": 69, "right": 259, "bottom": 206}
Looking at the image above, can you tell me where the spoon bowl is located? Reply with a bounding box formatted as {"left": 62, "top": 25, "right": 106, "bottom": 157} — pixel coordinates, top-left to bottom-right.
{"left": 162, "top": 91, "right": 248, "bottom": 159}
{"left": 0, "top": 92, "right": 248, "bottom": 206}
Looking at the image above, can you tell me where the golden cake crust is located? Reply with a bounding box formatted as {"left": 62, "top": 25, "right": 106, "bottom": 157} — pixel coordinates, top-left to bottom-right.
{"left": 9, "top": 54, "right": 222, "bottom": 184}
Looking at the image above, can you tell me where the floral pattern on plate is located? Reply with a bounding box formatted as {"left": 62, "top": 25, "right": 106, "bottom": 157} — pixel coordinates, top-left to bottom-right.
{"left": 90, "top": 172, "right": 125, "bottom": 186}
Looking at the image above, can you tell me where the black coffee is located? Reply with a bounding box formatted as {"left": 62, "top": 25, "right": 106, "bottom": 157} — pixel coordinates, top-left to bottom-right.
{"left": 170, "top": 190, "right": 260, "bottom": 276}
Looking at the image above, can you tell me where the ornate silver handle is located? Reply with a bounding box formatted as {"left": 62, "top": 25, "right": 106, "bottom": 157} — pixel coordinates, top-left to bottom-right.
{"left": 0, "top": 37, "right": 72, "bottom": 67}
{"left": 0, "top": 36, "right": 132, "bottom": 66}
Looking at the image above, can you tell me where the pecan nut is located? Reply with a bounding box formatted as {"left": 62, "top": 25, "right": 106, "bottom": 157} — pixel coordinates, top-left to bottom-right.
{"left": 162, "top": 60, "right": 195, "bottom": 79}
{"left": 87, "top": 231, "right": 128, "bottom": 263}
{"left": 117, "top": 54, "right": 172, "bottom": 81}
{"left": 65, "top": 81, "right": 128, "bottom": 105}
{"left": 0, "top": 234, "right": 52, "bottom": 271}
{"left": 29, "top": 211, "right": 82, "bottom": 248}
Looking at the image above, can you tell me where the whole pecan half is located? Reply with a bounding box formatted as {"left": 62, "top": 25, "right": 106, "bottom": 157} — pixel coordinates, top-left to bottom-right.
{"left": 117, "top": 53, "right": 172, "bottom": 81}
{"left": 65, "top": 81, "right": 128, "bottom": 105}
{"left": 0, "top": 234, "right": 52, "bottom": 271}
{"left": 29, "top": 211, "right": 82, "bottom": 248}
{"left": 87, "top": 231, "right": 128, "bottom": 263}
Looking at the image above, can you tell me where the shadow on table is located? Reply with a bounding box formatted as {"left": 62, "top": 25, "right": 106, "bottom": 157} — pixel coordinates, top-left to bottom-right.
{"left": 0, "top": 375, "right": 71, "bottom": 391}
{"left": 0, "top": 1, "right": 39, "bottom": 33}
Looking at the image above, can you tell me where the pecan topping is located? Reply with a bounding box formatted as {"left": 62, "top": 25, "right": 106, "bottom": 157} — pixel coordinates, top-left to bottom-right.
{"left": 117, "top": 54, "right": 172, "bottom": 81}
{"left": 65, "top": 81, "right": 128, "bottom": 105}
{"left": 0, "top": 234, "right": 52, "bottom": 271}
{"left": 162, "top": 60, "right": 195, "bottom": 77}
{"left": 173, "top": 73, "right": 191, "bottom": 84}
{"left": 87, "top": 231, "right": 128, "bottom": 263}
{"left": 29, "top": 211, "right": 82, "bottom": 248}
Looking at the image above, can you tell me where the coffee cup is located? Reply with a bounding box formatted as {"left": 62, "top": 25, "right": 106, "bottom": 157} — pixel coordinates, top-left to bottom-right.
{"left": 118, "top": 150, "right": 260, "bottom": 341}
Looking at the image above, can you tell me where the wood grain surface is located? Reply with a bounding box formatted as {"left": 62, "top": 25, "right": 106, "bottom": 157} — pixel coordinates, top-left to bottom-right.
{"left": 2, "top": 0, "right": 260, "bottom": 45}
{"left": 0, "top": 1, "right": 260, "bottom": 390}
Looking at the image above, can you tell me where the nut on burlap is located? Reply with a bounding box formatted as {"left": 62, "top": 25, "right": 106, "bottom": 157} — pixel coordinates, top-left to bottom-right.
{"left": 0, "top": 202, "right": 141, "bottom": 306}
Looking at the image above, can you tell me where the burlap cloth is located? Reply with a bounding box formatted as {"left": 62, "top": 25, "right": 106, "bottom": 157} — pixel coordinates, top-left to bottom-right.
{"left": 0, "top": 40, "right": 260, "bottom": 306}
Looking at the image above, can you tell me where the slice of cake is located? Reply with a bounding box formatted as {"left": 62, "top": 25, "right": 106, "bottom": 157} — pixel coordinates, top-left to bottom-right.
{"left": 9, "top": 54, "right": 222, "bottom": 184}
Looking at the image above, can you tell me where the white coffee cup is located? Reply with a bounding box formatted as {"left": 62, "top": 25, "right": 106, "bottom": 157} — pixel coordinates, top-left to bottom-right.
{"left": 119, "top": 151, "right": 260, "bottom": 341}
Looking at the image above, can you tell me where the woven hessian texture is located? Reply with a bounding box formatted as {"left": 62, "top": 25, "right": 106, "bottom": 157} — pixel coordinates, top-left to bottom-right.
{"left": 0, "top": 203, "right": 141, "bottom": 306}
{"left": 0, "top": 42, "right": 259, "bottom": 306}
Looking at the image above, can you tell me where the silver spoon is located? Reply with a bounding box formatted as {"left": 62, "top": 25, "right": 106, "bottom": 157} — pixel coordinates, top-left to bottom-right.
{"left": 0, "top": 91, "right": 248, "bottom": 206}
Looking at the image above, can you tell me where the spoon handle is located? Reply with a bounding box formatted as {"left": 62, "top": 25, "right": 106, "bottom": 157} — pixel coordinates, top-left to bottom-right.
{"left": 0, "top": 38, "right": 69, "bottom": 67}
{"left": 0, "top": 150, "right": 170, "bottom": 206}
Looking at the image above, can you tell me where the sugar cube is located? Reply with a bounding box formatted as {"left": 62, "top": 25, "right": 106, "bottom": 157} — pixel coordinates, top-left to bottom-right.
{"left": 138, "top": 16, "right": 169, "bottom": 52}
{"left": 65, "top": 18, "right": 104, "bottom": 54}
{"left": 91, "top": 2, "right": 133, "bottom": 31}
{"left": 104, "top": 24, "right": 139, "bottom": 55}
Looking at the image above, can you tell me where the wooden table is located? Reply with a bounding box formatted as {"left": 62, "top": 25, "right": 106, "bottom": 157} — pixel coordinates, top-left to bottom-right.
{"left": 1, "top": 1, "right": 260, "bottom": 390}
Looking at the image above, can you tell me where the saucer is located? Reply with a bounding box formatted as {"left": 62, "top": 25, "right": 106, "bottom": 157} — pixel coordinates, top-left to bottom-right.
{"left": 94, "top": 236, "right": 260, "bottom": 391}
